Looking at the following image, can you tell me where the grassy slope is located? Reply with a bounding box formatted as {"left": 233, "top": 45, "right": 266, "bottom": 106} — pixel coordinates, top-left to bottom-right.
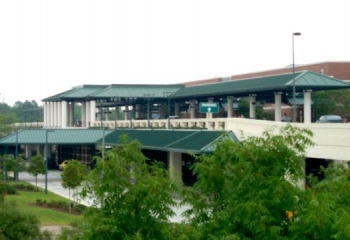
{"left": 5, "top": 188, "right": 82, "bottom": 225}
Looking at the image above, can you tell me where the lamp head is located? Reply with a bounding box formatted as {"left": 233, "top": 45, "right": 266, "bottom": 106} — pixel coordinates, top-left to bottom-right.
{"left": 293, "top": 32, "right": 301, "bottom": 36}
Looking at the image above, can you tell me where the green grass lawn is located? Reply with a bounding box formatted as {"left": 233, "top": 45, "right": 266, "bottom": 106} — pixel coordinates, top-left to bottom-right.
{"left": 5, "top": 184, "right": 82, "bottom": 225}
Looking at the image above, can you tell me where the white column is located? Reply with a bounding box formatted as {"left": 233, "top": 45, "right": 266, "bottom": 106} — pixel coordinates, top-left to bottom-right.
{"left": 103, "top": 107, "right": 109, "bottom": 121}
{"left": 189, "top": 99, "right": 196, "bottom": 119}
{"left": 50, "top": 102, "right": 54, "bottom": 127}
{"left": 85, "top": 101, "right": 90, "bottom": 127}
{"left": 174, "top": 102, "right": 180, "bottom": 117}
{"left": 227, "top": 96, "right": 233, "bottom": 118}
{"left": 57, "top": 102, "right": 62, "bottom": 127}
{"left": 249, "top": 95, "right": 256, "bottom": 119}
{"left": 274, "top": 92, "right": 282, "bottom": 122}
{"left": 90, "top": 100, "right": 96, "bottom": 127}
{"left": 68, "top": 102, "right": 74, "bottom": 127}
{"left": 168, "top": 152, "right": 182, "bottom": 181}
{"left": 124, "top": 105, "right": 129, "bottom": 120}
{"left": 135, "top": 104, "right": 141, "bottom": 119}
{"left": 81, "top": 102, "right": 86, "bottom": 127}
{"left": 25, "top": 145, "right": 32, "bottom": 160}
{"left": 53, "top": 102, "right": 57, "bottom": 127}
{"left": 303, "top": 90, "right": 312, "bottom": 123}
{"left": 61, "top": 101, "right": 68, "bottom": 128}
{"left": 206, "top": 98, "right": 213, "bottom": 119}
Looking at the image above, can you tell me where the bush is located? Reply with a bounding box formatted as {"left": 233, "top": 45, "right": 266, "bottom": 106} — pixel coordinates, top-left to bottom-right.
{"left": 0, "top": 181, "right": 17, "bottom": 195}
{"left": 0, "top": 200, "right": 50, "bottom": 240}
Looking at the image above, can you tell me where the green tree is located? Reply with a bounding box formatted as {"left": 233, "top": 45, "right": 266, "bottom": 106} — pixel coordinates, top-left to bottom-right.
{"left": 61, "top": 160, "right": 88, "bottom": 213}
{"left": 313, "top": 89, "right": 350, "bottom": 120}
{"left": 27, "top": 154, "right": 46, "bottom": 191}
{"left": 289, "top": 163, "right": 350, "bottom": 239}
{"left": 182, "top": 125, "right": 314, "bottom": 239}
{"left": 77, "top": 135, "right": 181, "bottom": 240}
{"left": 0, "top": 197, "right": 52, "bottom": 240}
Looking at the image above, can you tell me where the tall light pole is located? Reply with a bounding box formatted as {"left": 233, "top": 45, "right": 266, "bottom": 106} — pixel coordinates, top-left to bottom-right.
{"left": 163, "top": 92, "right": 174, "bottom": 129}
{"left": 292, "top": 32, "right": 301, "bottom": 122}
{"left": 44, "top": 129, "right": 52, "bottom": 194}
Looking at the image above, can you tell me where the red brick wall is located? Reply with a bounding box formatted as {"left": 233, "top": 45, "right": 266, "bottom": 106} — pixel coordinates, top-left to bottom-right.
{"left": 230, "top": 62, "right": 350, "bottom": 81}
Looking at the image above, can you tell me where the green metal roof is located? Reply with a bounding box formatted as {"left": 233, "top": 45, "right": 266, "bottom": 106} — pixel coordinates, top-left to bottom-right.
{"left": 43, "top": 84, "right": 184, "bottom": 102}
{"left": 172, "top": 71, "right": 350, "bottom": 100}
{"left": 42, "top": 85, "right": 109, "bottom": 101}
{"left": 0, "top": 129, "right": 113, "bottom": 145}
{"left": 103, "top": 129, "right": 238, "bottom": 153}
{"left": 91, "top": 84, "right": 184, "bottom": 98}
{"left": 42, "top": 71, "right": 350, "bottom": 104}
{"left": 0, "top": 129, "right": 238, "bottom": 154}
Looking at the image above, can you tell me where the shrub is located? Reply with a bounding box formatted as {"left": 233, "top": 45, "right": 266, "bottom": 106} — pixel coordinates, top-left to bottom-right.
{"left": 0, "top": 181, "right": 17, "bottom": 195}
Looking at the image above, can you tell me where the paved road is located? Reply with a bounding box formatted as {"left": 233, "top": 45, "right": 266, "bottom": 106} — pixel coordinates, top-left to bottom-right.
{"left": 19, "top": 170, "right": 188, "bottom": 223}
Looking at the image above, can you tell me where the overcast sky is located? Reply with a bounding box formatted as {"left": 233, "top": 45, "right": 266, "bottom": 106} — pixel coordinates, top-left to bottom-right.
{"left": 1, "top": 0, "right": 349, "bottom": 106}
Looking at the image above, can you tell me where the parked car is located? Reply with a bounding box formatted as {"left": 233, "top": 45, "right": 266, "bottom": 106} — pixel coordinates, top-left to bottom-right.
{"left": 59, "top": 160, "right": 70, "bottom": 171}
{"left": 316, "top": 115, "right": 343, "bottom": 123}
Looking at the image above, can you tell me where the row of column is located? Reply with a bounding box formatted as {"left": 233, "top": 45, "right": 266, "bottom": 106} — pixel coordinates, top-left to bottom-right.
{"left": 44, "top": 92, "right": 313, "bottom": 128}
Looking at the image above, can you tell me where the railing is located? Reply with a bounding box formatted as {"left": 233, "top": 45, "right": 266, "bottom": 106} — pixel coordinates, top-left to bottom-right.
{"left": 12, "top": 117, "right": 350, "bottom": 161}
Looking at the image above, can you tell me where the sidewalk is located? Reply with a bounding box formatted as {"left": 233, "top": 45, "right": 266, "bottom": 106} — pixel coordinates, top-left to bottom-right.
{"left": 19, "top": 170, "right": 188, "bottom": 222}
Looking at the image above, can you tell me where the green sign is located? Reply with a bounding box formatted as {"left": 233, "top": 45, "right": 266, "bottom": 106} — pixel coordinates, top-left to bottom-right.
{"left": 199, "top": 102, "right": 219, "bottom": 113}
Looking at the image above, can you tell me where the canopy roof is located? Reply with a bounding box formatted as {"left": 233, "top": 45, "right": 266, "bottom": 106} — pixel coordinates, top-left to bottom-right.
{"left": 0, "top": 129, "right": 238, "bottom": 154}
{"left": 42, "top": 71, "right": 350, "bottom": 105}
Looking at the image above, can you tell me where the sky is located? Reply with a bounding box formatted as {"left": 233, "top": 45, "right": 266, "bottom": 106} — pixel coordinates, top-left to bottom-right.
{"left": 1, "top": 0, "right": 349, "bottom": 106}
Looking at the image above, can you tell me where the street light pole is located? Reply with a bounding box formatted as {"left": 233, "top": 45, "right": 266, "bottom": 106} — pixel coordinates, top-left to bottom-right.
{"left": 45, "top": 129, "right": 49, "bottom": 194}
{"left": 292, "top": 32, "right": 301, "bottom": 122}
{"left": 163, "top": 92, "right": 174, "bottom": 129}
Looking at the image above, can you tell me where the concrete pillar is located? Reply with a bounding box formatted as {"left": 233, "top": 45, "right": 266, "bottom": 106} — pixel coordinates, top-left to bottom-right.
{"left": 25, "top": 145, "right": 32, "bottom": 160}
{"left": 50, "top": 102, "right": 54, "bottom": 127}
{"left": 61, "top": 101, "right": 68, "bottom": 128}
{"left": 57, "top": 102, "right": 62, "bottom": 127}
{"left": 274, "top": 92, "right": 282, "bottom": 122}
{"left": 85, "top": 101, "right": 90, "bottom": 127}
{"left": 68, "top": 103, "right": 74, "bottom": 127}
{"left": 52, "top": 102, "right": 56, "bottom": 127}
{"left": 124, "top": 105, "right": 129, "bottom": 120}
{"left": 81, "top": 102, "right": 86, "bottom": 127}
{"left": 135, "top": 104, "right": 141, "bottom": 119}
{"left": 296, "top": 158, "right": 306, "bottom": 189}
{"left": 174, "top": 102, "right": 180, "bottom": 117}
{"left": 303, "top": 90, "right": 312, "bottom": 123}
{"left": 206, "top": 98, "right": 213, "bottom": 119}
{"left": 249, "top": 95, "right": 256, "bottom": 119}
{"left": 227, "top": 96, "right": 233, "bottom": 118}
{"left": 189, "top": 99, "right": 196, "bottom": 119}
{"left": 168, "top": 152, "right": 182, "bottom": 181}
{"left": 89, "top": 100, "right": 96, "bottom": 127}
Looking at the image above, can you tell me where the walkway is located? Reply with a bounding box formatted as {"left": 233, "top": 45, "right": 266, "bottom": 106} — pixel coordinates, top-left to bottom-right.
{"left": 19, "top": 170, "right": 188, "bottom": 223}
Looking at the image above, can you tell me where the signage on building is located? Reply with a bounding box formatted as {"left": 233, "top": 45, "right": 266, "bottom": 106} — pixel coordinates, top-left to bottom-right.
{"left": 199, "top": 102, "right": 219, "bottom": 113}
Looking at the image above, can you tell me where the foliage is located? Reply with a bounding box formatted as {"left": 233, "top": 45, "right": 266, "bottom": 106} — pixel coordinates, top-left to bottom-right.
{"left": 0, "top": 197, "right": 52, "bottom": 240}
{"left": 27, "top": 154, "right": 46, "bottom": 190}
{"left": 5, "top": 189, "right": 82, "bottom": 225}
{"left": 0, "top": 153, "right": 26, "bottom": 181}
{"left": 0, "top": 113, "right": 18, "bottom": 136}
{"left": 313, "top": 89, "right": 350, "bottom": 120}
{"left": 182, "top": 125, "right": 315, "bottom": 239}
{"left": 12, "top": 100, "right": 43, "bottom": 123}
{"left": 0, "top": 181, "right": 17, "bottom": 195}
{"left": 61, "top": 159, "right": 89, "bottom": 212}
{"left": 61, "top": 160, "right": 88, "bottom": 190}
{"left": 77, "top": 135, "right": 181, "bottom": 240}
{"left": 289, "top": 163, "right": 350, "bottom": 239}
